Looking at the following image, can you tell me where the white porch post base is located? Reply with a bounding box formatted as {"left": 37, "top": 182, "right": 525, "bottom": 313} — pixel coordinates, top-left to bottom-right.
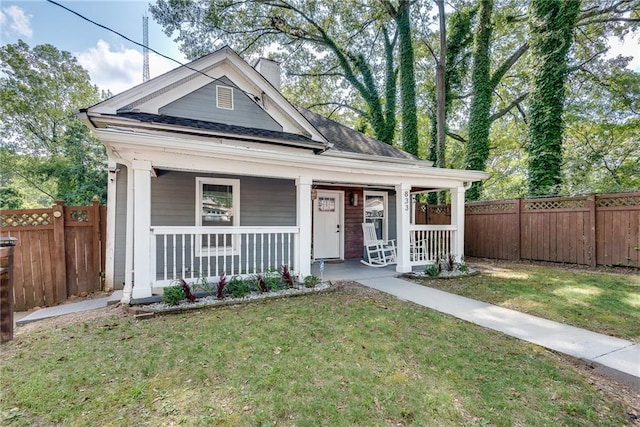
{"left": 451, "top": 186, "right": 466, "bottom": 262}
{"left": 132, "top": 160, "right": 153, "bottom": 299}
{"left": 395, "top": 183, "right": 412, "bottom": 273}
{"left": 296, "top": 176, "right": 312, "bottom": 279}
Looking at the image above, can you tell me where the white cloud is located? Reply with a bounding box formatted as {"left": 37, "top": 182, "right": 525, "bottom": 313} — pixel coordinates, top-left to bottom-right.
{"left": 1, "top": 5, "right": 33, "bottom": 38}
{"left": 606, "top": 32, "right": 640, "bottom": 71}
{"left": 77, "top": 40, "right": 188, "bottom": 95}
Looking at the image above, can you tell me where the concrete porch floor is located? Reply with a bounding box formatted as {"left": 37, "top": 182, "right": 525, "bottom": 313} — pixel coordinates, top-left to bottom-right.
{"left": 311, "top": 258, "right": 400, "bottom": 281}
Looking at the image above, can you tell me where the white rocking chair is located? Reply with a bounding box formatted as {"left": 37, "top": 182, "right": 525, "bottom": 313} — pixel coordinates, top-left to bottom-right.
{"left": 360, "top": 223, "right": 397, "bottom": 267}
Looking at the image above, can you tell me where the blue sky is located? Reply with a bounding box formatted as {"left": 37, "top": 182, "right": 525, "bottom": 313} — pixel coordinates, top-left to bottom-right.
{"left": 0, "top": 0, "right": 187, "bottom": 93}
{"left": 1, "top": 0, "right": 639, "bottom": 95}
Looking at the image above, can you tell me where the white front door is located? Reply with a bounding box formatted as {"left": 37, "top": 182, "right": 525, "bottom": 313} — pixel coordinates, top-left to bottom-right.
{"left": 313, "top": 190, "right": 343, "bottom": 259}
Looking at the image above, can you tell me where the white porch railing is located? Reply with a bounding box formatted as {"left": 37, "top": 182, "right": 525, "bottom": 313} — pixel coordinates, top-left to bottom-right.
{"left": 150, "top": 226, "right": 299, "bottom": 286}
{"left": 410, "top": 225, "right": 458, "bottom": 266}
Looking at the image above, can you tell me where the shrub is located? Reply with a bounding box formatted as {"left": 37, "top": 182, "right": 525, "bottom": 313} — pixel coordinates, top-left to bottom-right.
{"left": 216, "top": 272, "right": 228, "bottom": 299}
{"left": 179, "top": 278, "right": 196, "bottom": 302}
{"left": 263, "top": 270, "right": 283, "bottom": 291}
{"left": 227, "top": 276, "right": 251, "bottom": 298}
{"left": 163, "top": 285, "right": 185, "bottom": 305}
{"left": 303, "top": 275, "right": 321, "bottom": 288}
{"left": 457, "top": 260, "right": 469, "bottom": 273}
{"left": 425, "top": 263, "right": 440, "bottom": 277}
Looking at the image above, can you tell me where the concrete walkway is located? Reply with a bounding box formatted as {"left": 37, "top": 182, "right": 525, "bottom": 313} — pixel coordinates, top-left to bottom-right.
{"left": 15, "top": 291, "right": 122, "bottom": 325}
{"left": 357, "top": 275, "right": 639, "bottom": 392}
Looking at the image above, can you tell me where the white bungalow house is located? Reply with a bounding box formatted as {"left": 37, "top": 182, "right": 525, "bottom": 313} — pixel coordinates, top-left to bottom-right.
{"left": 80, "top": 46, "right": 488, "bottom": 302}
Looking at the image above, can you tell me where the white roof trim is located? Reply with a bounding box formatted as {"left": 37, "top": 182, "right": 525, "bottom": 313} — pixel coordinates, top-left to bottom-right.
{"left": 94, "top": 126, "right": 490, "bottom": 186}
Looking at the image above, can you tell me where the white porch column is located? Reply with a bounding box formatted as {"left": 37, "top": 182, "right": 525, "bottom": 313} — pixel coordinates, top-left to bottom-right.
{"left": 132, "top": 160, "right": 153, "bottom": 299}
{"left": 295, "top": 176, "right": 312, "bottom": 279}
{"left": 104, "top": 159, "right": 118, "bottom": 292}
{"left": 395, "top": 183, "right": 412, "bottom": 273}
{"left": 450, "top": 185, "right": 466, "bottom": 261}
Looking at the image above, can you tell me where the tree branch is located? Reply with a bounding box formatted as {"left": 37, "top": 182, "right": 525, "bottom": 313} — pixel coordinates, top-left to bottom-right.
{"left": 446, "top": 131, "right": 467, "bottom": 143}
{"left": 304, "top": 102, "right": 366, "bottom": 117}
{"left": 490, "top": 92, "right": 529, "bottom": 123}
{"left": 490, "top": 43, "right": 529, "bottom": 89}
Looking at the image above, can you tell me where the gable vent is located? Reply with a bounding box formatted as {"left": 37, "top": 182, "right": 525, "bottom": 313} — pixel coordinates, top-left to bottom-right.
{"left": 216, "top": 85, "right": 234, "bottom": 110}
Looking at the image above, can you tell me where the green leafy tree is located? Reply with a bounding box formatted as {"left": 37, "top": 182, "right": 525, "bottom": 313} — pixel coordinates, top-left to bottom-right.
{"left": 526, "top": 0, "right": 581, "bottom": 197}
{"left": 0, "top": 41, "right": 106, "bottom": 206}
{"left": 150, "top": 0, "right": 427, "bottom": 147}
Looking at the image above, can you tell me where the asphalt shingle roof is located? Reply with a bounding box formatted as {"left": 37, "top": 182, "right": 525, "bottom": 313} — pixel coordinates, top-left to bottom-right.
{"left": 116, "top": 112, "right": 323, "bottom": 147}
{"left": 294, "top": 106, "right": 417, "bottom": 161}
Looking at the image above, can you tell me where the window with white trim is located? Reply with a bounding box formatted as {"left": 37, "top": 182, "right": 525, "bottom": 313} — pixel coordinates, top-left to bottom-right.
{"left": 364, "top": 191, "right": 387, "bottom": 240}
{"left": 216, "top": 85, "right": 234, "bottom": 110}
{"left": 196, "top": 177, "right": 240, "bottom": 254}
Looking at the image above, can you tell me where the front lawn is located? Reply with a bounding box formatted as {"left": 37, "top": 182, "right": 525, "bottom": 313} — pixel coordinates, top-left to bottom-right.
{"left": 409, "top": 261, "right": 640, "bottom": 342}
{"left": 1, "top": 283, "right": 634, "bottom": 426}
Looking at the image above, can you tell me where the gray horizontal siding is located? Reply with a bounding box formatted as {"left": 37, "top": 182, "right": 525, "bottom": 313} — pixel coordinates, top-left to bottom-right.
{"left": 159, "top": 76, "right": 283, "bottom": 132}
{"left": 388, "top": 191, "right": 397, "bottom": 240}
{"left": 150, "top": 171, "right": 297, "bottom": 278}
{"left": 150, "top": 172, "right": 296, "bottom": 227}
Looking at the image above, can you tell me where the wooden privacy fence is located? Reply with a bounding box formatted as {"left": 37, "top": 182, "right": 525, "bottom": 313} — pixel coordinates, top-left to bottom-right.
{"left": 0, "top": 201, "right": 106, "bottom": 311}
{"left": 417, "top": 192, "right": 640, "bottom": 268}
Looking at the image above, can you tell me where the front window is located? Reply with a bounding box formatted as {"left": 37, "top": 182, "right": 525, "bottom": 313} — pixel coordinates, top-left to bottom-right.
{"left": 364, "top": 191, "right": 387, "bottom": 240}
{"left": 196, "top": 177, "right": 240, "bottom": 254}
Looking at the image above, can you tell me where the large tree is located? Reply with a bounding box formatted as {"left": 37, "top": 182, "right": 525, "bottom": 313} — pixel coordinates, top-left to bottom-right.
{"left": 526, "top": 0, "right": 581, "bottom": 197}
{"left": 150, "top": 0, "right": 424, "bottom": 149}
{"left": 0, "top": 40, "right": 106, "bottom": 207}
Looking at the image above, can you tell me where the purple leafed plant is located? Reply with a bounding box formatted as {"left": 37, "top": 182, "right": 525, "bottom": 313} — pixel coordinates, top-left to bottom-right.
{"left": 179, "top": 278, "right": 196, "bottom": 302}
{"left": 447, "top": 253, "right": 455, "bottom": 272}
{"left": 280, "top": 264, "right": 295, "bottom": 288}
{"left": 217, "top": 272, "right": 228, "bottom": 299}
{"left": 256, "top": 274, "right": 269, "bottom": 293}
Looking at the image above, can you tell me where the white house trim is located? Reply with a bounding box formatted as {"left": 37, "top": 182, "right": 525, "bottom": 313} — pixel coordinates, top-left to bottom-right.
{"left": 296, "top": 176, "right": 312, "bottom": 278}
{"left": 132, "top": 160, "right": 153, "bottom": 299}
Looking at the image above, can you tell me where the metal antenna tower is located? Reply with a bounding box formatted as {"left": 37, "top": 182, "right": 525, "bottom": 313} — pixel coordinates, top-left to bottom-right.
{"left": 142, "top": 15, "right": 150, "bottom": 81}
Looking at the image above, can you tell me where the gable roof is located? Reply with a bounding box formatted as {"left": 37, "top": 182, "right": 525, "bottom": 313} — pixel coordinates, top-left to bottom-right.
{"left": 84, "top": 46, "right": 431, "bottom": 164}
{"left": 86, "top": 46, "right": 327, "bottom": 143}
{"left": 295, "top": 106, "right": 417, "bottom": 161}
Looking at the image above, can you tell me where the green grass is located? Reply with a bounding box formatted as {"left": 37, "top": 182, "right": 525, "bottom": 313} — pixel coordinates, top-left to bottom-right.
{"left": 410, "top": 262, "right": 640, "bottom": 342}
{"left": 1, "top": 284, "right": 631, "bottom": 426}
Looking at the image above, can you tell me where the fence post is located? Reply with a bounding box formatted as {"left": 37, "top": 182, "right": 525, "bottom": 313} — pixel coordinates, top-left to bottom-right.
{"left": 52, "top": 201, "right": 67, "bottom": 303}
{"left": 587, "top": 194, "right": 597, "bottom": 268}
{"left": 0, "top": 237, "right": 17, "bottom": 343}
{"left": 91, "top": 200, "right": 103, "bottom": 290}
{"left": 515, "top": 198, "right": 522, "bottom": 261}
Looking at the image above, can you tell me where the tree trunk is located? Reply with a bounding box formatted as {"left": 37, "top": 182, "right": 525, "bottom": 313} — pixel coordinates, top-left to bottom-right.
{"left": 465, "top": 0, "right": 493, "bottom": 201}
{"left": 526, "top": 0, "right": 581, "bottom": 196}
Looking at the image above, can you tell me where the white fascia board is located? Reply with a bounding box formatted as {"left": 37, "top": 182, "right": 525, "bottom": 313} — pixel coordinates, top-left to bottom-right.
{"left": 96, "top": 128, "right": 488, "bottom": 187}
{"left": 321, "top": 149, "right": 434, "bottom": 167}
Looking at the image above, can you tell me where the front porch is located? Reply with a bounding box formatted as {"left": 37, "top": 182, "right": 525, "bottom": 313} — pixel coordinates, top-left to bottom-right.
{"left": 147, "top": 222, "right": 458, "bottom": 288}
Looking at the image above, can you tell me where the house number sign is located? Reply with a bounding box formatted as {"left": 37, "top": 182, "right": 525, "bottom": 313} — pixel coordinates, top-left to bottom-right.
{"left": 403, "top": 190, "right": 410, "bottom": 211}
